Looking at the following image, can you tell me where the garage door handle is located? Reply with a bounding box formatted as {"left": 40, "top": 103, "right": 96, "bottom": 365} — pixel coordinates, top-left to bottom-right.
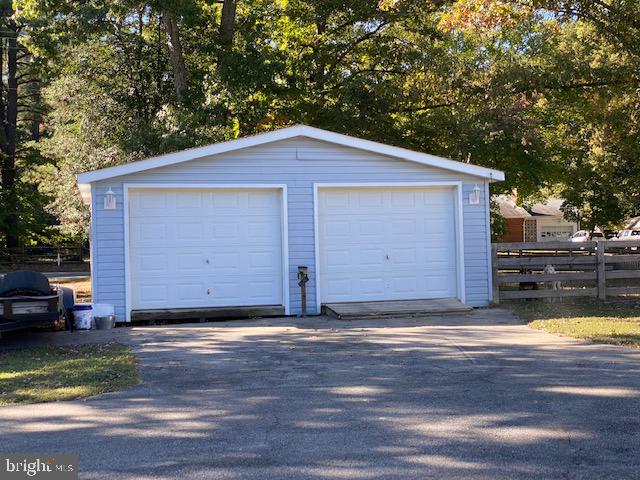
{"left": 206, "top": 289, "right": 211, "bottom": 295}
{"left": 385, "top": 255, "right": 390, "bottom": 260}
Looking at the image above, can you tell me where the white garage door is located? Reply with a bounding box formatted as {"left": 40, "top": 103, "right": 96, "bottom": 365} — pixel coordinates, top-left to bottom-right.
{"left": 318, "top": 186, "right": 459, "bottom": 303}
{"left": 129, "top": 188, "right": 284, "bottom": 310}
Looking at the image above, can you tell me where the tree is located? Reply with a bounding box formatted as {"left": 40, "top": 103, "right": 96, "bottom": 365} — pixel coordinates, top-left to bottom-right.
{"left": 0, "top": 1, "right": 55, "bottom": 247}
{"left": 7, "top": 0, "right": 640, "bottom": 242}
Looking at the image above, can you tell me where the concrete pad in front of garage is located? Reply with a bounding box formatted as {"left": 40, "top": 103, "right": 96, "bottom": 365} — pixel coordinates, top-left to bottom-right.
{"left": 1, "top": 309, "right": 640, "bottom": 479}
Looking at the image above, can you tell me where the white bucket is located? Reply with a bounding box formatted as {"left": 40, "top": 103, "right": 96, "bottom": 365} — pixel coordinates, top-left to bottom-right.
{"left": 73, "top": 303, "right": 93, "bottom": 330}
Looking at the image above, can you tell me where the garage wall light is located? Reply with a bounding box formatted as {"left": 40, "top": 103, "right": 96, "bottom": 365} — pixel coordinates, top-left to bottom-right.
{"left": 469, "top": 184, "right": 481, "bottom": 205}
{"left": 104, "top": 187, "right": 117, "bottom": 210}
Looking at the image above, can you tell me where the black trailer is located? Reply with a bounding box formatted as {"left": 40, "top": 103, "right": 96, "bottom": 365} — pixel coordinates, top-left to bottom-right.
{"left": 0, "top": 270, "right": 75, "bottom": 336}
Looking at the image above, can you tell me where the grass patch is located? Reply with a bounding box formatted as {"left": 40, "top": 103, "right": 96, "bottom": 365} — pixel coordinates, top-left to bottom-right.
{"left": 54, "top": 277, "right": 92, "bottom": 303}
{"left": 0, "top": 343, "right": 138, "bottom": 406}
{"left": 509, "top": 299, "right": 640, "bottom": 347}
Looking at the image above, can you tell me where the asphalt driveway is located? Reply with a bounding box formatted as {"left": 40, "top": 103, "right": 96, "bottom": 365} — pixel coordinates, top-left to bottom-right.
{"left": 1, "top": 309, "right": 640, "bottom": 479}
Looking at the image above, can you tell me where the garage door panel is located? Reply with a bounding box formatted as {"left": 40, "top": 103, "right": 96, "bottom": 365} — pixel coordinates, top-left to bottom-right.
{"left": 211, "top": 191, "right": 241, "bottom": 208}
{"left": 138, "top": 253, "right": 169, "bottom": 272}
{"left": 175, "top": 283, "right": 203, "bottom": 301}
{"left": 247, "top": 220, "right": 282, "bottom": 239}
{"left": 319, "top": 186, "right": 458, "bottom": 303}
{"left": 174, "top": 253, "right": 203, "bottom": 271}
{"left": 175, "top": 223, "right": 204, "bottom": 240}
{"left": 358, "top": 220, "right": 384, "bottom": 236}
{"left": 359, "top": 277, "right": 386, "bottom": 295}
{"left": 390, "top": 190, "right": 417, "bottom": 206}
{"left": 389, "top": 247, "right": 417, "bottom": 264}
{"left": 248, "top": 191, "right": 281, "bottom": 209}
{"left": 130, "top": 188, "right": 284, "bottom": 310}
{"left": 359, "top": 248, "right": 386, "bottom": 266}
{"left": 136, "top": 223, "right": 167, "bottom": 241}
{"left": 211, "top": 222, "right": 239, "bottom": 238}
{"left": 389, "top": 276, "right": 420, "bottom": 295}
{"left": 357, "top": 191, "right": 384, "bottom": 207}
{"left": 390, "top": 219, "right": 417, "bottom": 235}
{"left": 248, "top": 252, "right": 277, "bottom": 269}
{"left": 175, "top": 192, "right": 205, "bottom": 211}
{"left": 138, "top": 284, "right": 169, "bottom": 304}
{"left": 324, "top": 249, "right": 351, "bottom": 267}
{"left": 323, "top": 248, "right": 387, "bottom": 270}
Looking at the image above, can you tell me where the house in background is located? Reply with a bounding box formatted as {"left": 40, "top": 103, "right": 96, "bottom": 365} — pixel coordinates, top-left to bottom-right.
{"left": 530, "top": 198, "right": 579, "bottom": 241}
{"left": 494, "top": 194, "right": 532, "bottom": 242}
{"left": 494, "top": 195, "right": 579, "bottom": 242}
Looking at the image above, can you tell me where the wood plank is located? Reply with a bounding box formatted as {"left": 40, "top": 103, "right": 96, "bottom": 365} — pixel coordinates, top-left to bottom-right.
{"left": 493, "top": 241, "right": 597, "bottom": 250}
{"left": 322, "top": 298, "right": 472, "bottom": 319}
{"left": 606, "top": 286, "right": 640, "bottom": 296}
{"left": 500, "top": 288, "right": 597, "bottom": 300}
{"left": 596, "top": 241, "right": 606, "bottom": 300}
{"left": 497, "top": 272, "right": 596, "bottom": 283}
{"left": 491, "top": 244, "right": 500, "bottom": 304}
{"left": 606, "top": 270, "right": 640, "bottom": 280}
{"left": 605, "top": 255, "right": 640, "bottom": 264}
{"left": 605, "top": 239, "right": 640, "bottom": 248}
{"left": 496, "top": 256, "right": 596, "bottom": 267}
{"left": 131, "top": 305, "right": 285, "bottom": 322}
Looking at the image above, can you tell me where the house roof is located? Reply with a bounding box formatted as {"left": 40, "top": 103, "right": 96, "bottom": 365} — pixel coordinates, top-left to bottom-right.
{"left": 493, "top": 194, "right": 531, "bottom": 218}
{"left": 529, "top": 198, "right": 566, "bottom": 217}
{"left": 76, "top": 125, "right": 505, "bottom": 195}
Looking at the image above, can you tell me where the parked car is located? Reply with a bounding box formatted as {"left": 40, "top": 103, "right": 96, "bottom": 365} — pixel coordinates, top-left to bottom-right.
{"left": 0, "top": 270, "right": 75, "bottom": 336}
{"left": 570, "top": 230, "right": 604, "bottom": 242}
{"left": 612, "top": 230, "right": 640, "bottom": 241}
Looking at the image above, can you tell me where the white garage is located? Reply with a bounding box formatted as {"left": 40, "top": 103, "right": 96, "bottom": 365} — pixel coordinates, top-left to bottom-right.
{"left": 78, "top": 125, "right": 504, "bottom": 322}
{"left": 316, "top": 185, "right": 463, "bottom": 308}
{"left": 127, "top": 187, "right": 288, "bottom": 313}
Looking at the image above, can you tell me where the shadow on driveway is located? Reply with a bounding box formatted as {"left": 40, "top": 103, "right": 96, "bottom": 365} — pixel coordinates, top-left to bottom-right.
{"left": 1, "top": 309, "right": 640, "bottom": 479}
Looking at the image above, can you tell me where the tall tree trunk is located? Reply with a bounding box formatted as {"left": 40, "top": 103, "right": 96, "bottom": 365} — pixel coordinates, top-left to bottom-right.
{"left": 29, "top": 81, "right": 41, "bottom": 141}
{"left": 162, "top": 13, "right": 188, "bottom": 102}
{"left": 1, "top": 21, "right": 20, "bottom": 248}
{"left": 219, "top": 0, "right": 237, "bottom": 49}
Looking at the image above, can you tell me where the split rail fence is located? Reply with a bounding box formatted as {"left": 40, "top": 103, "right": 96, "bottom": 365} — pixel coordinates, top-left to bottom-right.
{"left": 491, "top": 240, "right": 640, "bottom": 303}
{"left": 0, "top": 246, "right": 87, "bottom": 266}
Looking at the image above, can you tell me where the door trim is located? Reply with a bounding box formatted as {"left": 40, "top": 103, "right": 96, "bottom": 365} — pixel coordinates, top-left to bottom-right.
{"left": 123, "top": 183, "right": 290, "bottom": 321}
{"left": 313, "top": 182, "right": 466, "bottom": 313}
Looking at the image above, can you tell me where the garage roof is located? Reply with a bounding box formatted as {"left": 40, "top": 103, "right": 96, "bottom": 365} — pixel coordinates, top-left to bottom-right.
{"left": 77, "top": 125, "right": 505, "bottom": 191}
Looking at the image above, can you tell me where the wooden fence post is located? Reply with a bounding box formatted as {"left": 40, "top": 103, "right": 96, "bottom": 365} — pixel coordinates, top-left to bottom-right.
{"left": 596, "top": 241, "right": 606, "bottom": 300}
{"left": 491, "top": 244, "right": 500, "bottom": 304}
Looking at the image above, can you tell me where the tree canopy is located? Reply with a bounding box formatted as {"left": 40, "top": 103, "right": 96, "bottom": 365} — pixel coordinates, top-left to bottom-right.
{"left": 0, "top": 0, "right": 637, "bottom": 245}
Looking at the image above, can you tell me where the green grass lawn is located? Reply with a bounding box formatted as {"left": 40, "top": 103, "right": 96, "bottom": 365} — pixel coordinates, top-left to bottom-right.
{"left": 509, "top": 299, "right": 640, "bottom": 347}
{"left": 0, "top": 343, "right": 138, "bottom": 406}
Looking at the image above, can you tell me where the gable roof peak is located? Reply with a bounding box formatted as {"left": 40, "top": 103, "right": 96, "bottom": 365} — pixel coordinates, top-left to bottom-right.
{"left": 77, "top": 124, "right": 505, "bottom": 188}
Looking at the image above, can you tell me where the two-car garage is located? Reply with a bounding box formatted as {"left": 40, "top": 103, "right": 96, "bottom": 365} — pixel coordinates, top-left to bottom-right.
{"left": 126, "top": 183, "right": 463, "bottom": 317}
{"left": 78, "top": 125, "right": 503, "bottom": 321}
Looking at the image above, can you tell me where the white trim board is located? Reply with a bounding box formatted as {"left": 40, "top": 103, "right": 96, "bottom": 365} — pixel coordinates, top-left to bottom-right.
{"left": 77, "top": 125, "right": 504, "bottom": 203}
{"left": 484, "top": 181, "right": 494, "bottom": 303}
{"left": 312, "top": 182, "right": 466, "bottom": 313}
{"left": 122, "top": 183, "right": 290, "bottom": 321}
{"left": 89, "top": 188, "right": 98, "bottom": 310}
